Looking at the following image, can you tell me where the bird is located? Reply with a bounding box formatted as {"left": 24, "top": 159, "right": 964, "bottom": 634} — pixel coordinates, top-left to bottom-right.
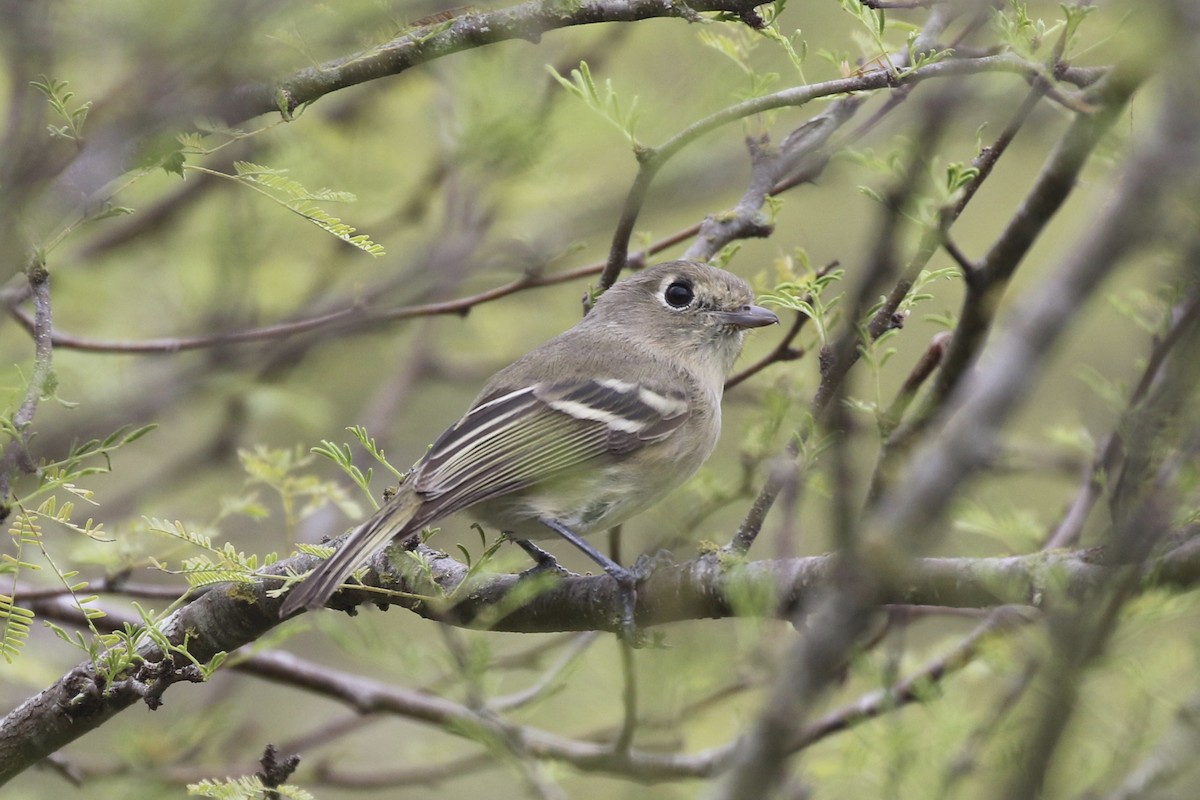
{"left": 278, "top": 260, "right": 778, "bottom": 633}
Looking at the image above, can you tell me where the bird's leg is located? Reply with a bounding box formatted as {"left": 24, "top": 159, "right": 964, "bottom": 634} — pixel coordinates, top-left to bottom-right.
{"left": 538, "top": 517, "right": 640, "bottom": 642}
{"left": 509, "top": 536, "right": 571, "bottom": 577}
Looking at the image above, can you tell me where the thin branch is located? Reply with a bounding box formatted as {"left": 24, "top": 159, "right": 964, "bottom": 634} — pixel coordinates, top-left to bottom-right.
{"left": 0, "top": 262, "right": 53, "bottom": 504}
{"left": 601, "top": 51, "right": 1093, "bottom": 287}
{"left": 1044, "top": 285, "right": 1200, "bottom": 549}
{"left": 492, "top": 632, "right": 600, "bottom": 712}
{"left": 6, "top": 216, "right": 755, "bottom": 356}
{"left": 684, "top": 97, "right": 864, "bottom": 263}
{"left": 8, "top": 57, "right": 1108, "bottom": 359}
{"left": 927, "top": 70, "right": 1134, "bottom": 409}
{"left": 860, "top": 0, "right": 937, "bottom": 8}
{"left": 729, "top": 85, "right": 963, "bottom": 558}
{"left": 4, "top": 262, "right": 595, "bottom": 354}
{"left": 613, "top": 640, "right": 639, "bottom": 753}
{"left": 789, "top": 606, "right": 1032, "bottom": 751}
{"left": 877, "top": 331, "right": 952, "bottom": 439}
{"left": 716, "top": 56, "right": 1153, "bottom": 799}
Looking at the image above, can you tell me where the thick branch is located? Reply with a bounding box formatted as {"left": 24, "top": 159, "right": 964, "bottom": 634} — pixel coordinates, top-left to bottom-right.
{"left": 223, "top": 0, "right": 774, "bottom": 122}
{"left": 3, "top": 538, "right": 1199, "bottom": 786}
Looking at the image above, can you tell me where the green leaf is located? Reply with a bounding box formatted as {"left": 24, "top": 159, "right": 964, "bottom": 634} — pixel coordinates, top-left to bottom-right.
{"left": 546, "top": 61, "right": 641, "bottom": 146}
{"left": 0, "top": 595, "right": 34, "bottom": 663}
{"left": 189, "top": 162, "right": 385, "bottom": 256}
{"left": 30, "top": 75, "right": 91, "bottom": 141}
{"left": 188, "top": 775, "right": 315, "bottom": 800}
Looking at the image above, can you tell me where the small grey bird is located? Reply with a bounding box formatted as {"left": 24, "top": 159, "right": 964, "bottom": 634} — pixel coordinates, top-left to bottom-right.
{"left": 279, "top": 260, "right": 778, "bottom": 631}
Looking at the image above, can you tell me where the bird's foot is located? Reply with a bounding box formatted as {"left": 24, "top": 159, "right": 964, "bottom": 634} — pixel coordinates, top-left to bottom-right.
{"left": 510, "top": 536, "right": 573, "bottom": 579}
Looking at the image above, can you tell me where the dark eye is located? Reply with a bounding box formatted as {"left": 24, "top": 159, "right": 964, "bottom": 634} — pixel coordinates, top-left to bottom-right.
{"left": 663, "top": 280, "right": 695, "bottom": 308}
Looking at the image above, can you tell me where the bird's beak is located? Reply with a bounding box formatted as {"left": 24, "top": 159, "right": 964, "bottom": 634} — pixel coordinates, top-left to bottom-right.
{"left": 717, "top": 304, "right": 779, "bottom": 329}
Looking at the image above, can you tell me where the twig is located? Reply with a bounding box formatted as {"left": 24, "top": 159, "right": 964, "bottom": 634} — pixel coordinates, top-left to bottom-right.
{"left": 5, "top": 262, "right": 594, "bottom": 354}
{"left": 730, "top": 86, "right": 963, "bottom": 559}
{"left": 790, "top": 606, "right": 1032, "bottom": 752}
{"left": 0, "top": 262, "right": 54, "bottom": 505}
{"left": 684, "top": 98, "right": 864, "bottom": 264}
{"left": 1044, "top": 285, "right": 1200, "bottom": 549}
{"left": 601, "top": 51, "right": 1091, "bottom": 288}
{"left": 725, "top": 309, "right": 810, "bottom": 390}
{"left": 492, "top": 632, "right": 600, "bottom": 712}
{"left": 878, "top": 332, "right": 952, "bottom": 438}
{"left": 860, "top": 0, "right": 937, "bottom": 8}
{"left": 7, "top": 218, "right": 750, "bottom": 356}
{"left": 928, "top": 70, "right": 1133, "bottom": 408}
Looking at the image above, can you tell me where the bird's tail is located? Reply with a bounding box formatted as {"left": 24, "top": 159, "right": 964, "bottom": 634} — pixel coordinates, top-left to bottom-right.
{"left": 278, "top": 490, "right": 423, "bottom": 618}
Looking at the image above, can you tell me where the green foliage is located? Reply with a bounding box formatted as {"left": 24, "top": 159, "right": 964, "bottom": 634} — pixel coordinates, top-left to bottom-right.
{"left": 129, "top": 600, "right": 228, "bottom": 679}
{"left": 837, "top": 0, "right": 888, "bottom": 48}
{"left": 759, "top": 258, "right": 845, "bottom": 346}
{"left": 0, "top": 592, "right": 33, "bottom": 663}
{"left": 347, "top": 425, "right": 408, "bottom": 481}
{"left": 843, "top": 142, "right": 910, "bottom": 185}
{"left": 312, "top": 425, "right": 408, "bottom": 510}
{"left": 899, "top": 267, "right": 958, "bottom": 317}
{"left": 721, "top": 561, "right": 784, "bottom": 629}
{"left": 991, "top": 0, "right": 1066, "bottom": 59}
{"left": 1076, "top": 364, "right": 1129, "bottom": 412}
{"left": 547, "top": 61, "right": 641, "bottom": 147}
{"left": 239, "top": 446, "right": 361, "bottom": 534}
{"left": 833, "top": 0, "right": 955, "bottom": 79}
{"left": 451, "top": 563, "right": 561, "bottom": 631}
{"left": 0, "top": 423, "right": 155, "bottom": 664}
{"left": 143, "top": 446, "right": 358, "bottom": 589}
{"left": 188, "top": 775, "right": 314, "bottom": 800}
{"left": 758, "top": 0, "right": 809, "bottom": 77}
{"left": 841, "top": 266, "right": 957, "bottom": 426}
{"left": 186, "top": 161, "right": 385, "bottom": 255}
{"left": 713, "top": 242, "right": 744, "bottom": 270}
{"left": 0, "top": 510, "right": 40, "bottom": 663}
{"left": 699, "top": 25, "right": 784, "bottom": 99}
{"left": 848, "top": 139, "right": 985, "bottom": 231}
{"left": 1057, "top": 2, "right": 1098, "bottom": 61}
{"left": 1, "top": 2, "right": 1191, "bottom": 797}
{"left": 1108, "top": 285, "right": 1177, "bottom": 337}
{"left": 28, "top": 557, "right": 223, "bottom": 686}
{"left": 10, "top": 423, "right": 158, "bottom": 509}
{"left": 741, "top": 380, "right": 799, "bottom": 462}
{"left": 452, "top": 528, "right": 506, "bottom": 585}
{"left": 30, "top": 76, "right": 90, "bottom": 142}
{"left": 904, "top": 41, "right": 954, "bottom": 75}
{"left": 945, "top": 161, "right": 981, "bottom": 198}
{"left": 146, "top": 517, "right": 265, "bottom": 588}
{"left": 954, "top": 499, "right": 1046, "bottom": 552}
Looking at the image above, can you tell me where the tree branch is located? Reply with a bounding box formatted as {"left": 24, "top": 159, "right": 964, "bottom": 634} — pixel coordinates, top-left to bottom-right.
{"left": 0, "top": 262, "right": 53, "bottom": 505}
{"left": 222, "top": 0, "right": 777, "bottom": 122}
{"left": 4, "top": 535, "right": 1200, "bottom": 786}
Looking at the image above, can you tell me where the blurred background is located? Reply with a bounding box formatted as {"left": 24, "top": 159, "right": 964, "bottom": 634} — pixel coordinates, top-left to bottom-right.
{"left": 4, "top": 0, "right": 1196, "bottom": 797}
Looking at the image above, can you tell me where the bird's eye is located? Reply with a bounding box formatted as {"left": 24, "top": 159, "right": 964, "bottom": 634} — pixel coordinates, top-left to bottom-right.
{"left": 663, "top": 280, "right": 695, "bottom": 309}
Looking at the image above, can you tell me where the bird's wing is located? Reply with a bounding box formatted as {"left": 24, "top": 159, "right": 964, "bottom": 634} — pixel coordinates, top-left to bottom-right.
{"left": 411, "top": 378, "right": 691, "bottom": 516}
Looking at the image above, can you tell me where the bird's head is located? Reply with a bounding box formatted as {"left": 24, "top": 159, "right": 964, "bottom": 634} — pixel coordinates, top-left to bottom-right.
{"left": 589, "top": 260, "right": 778, "bottom": 375}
